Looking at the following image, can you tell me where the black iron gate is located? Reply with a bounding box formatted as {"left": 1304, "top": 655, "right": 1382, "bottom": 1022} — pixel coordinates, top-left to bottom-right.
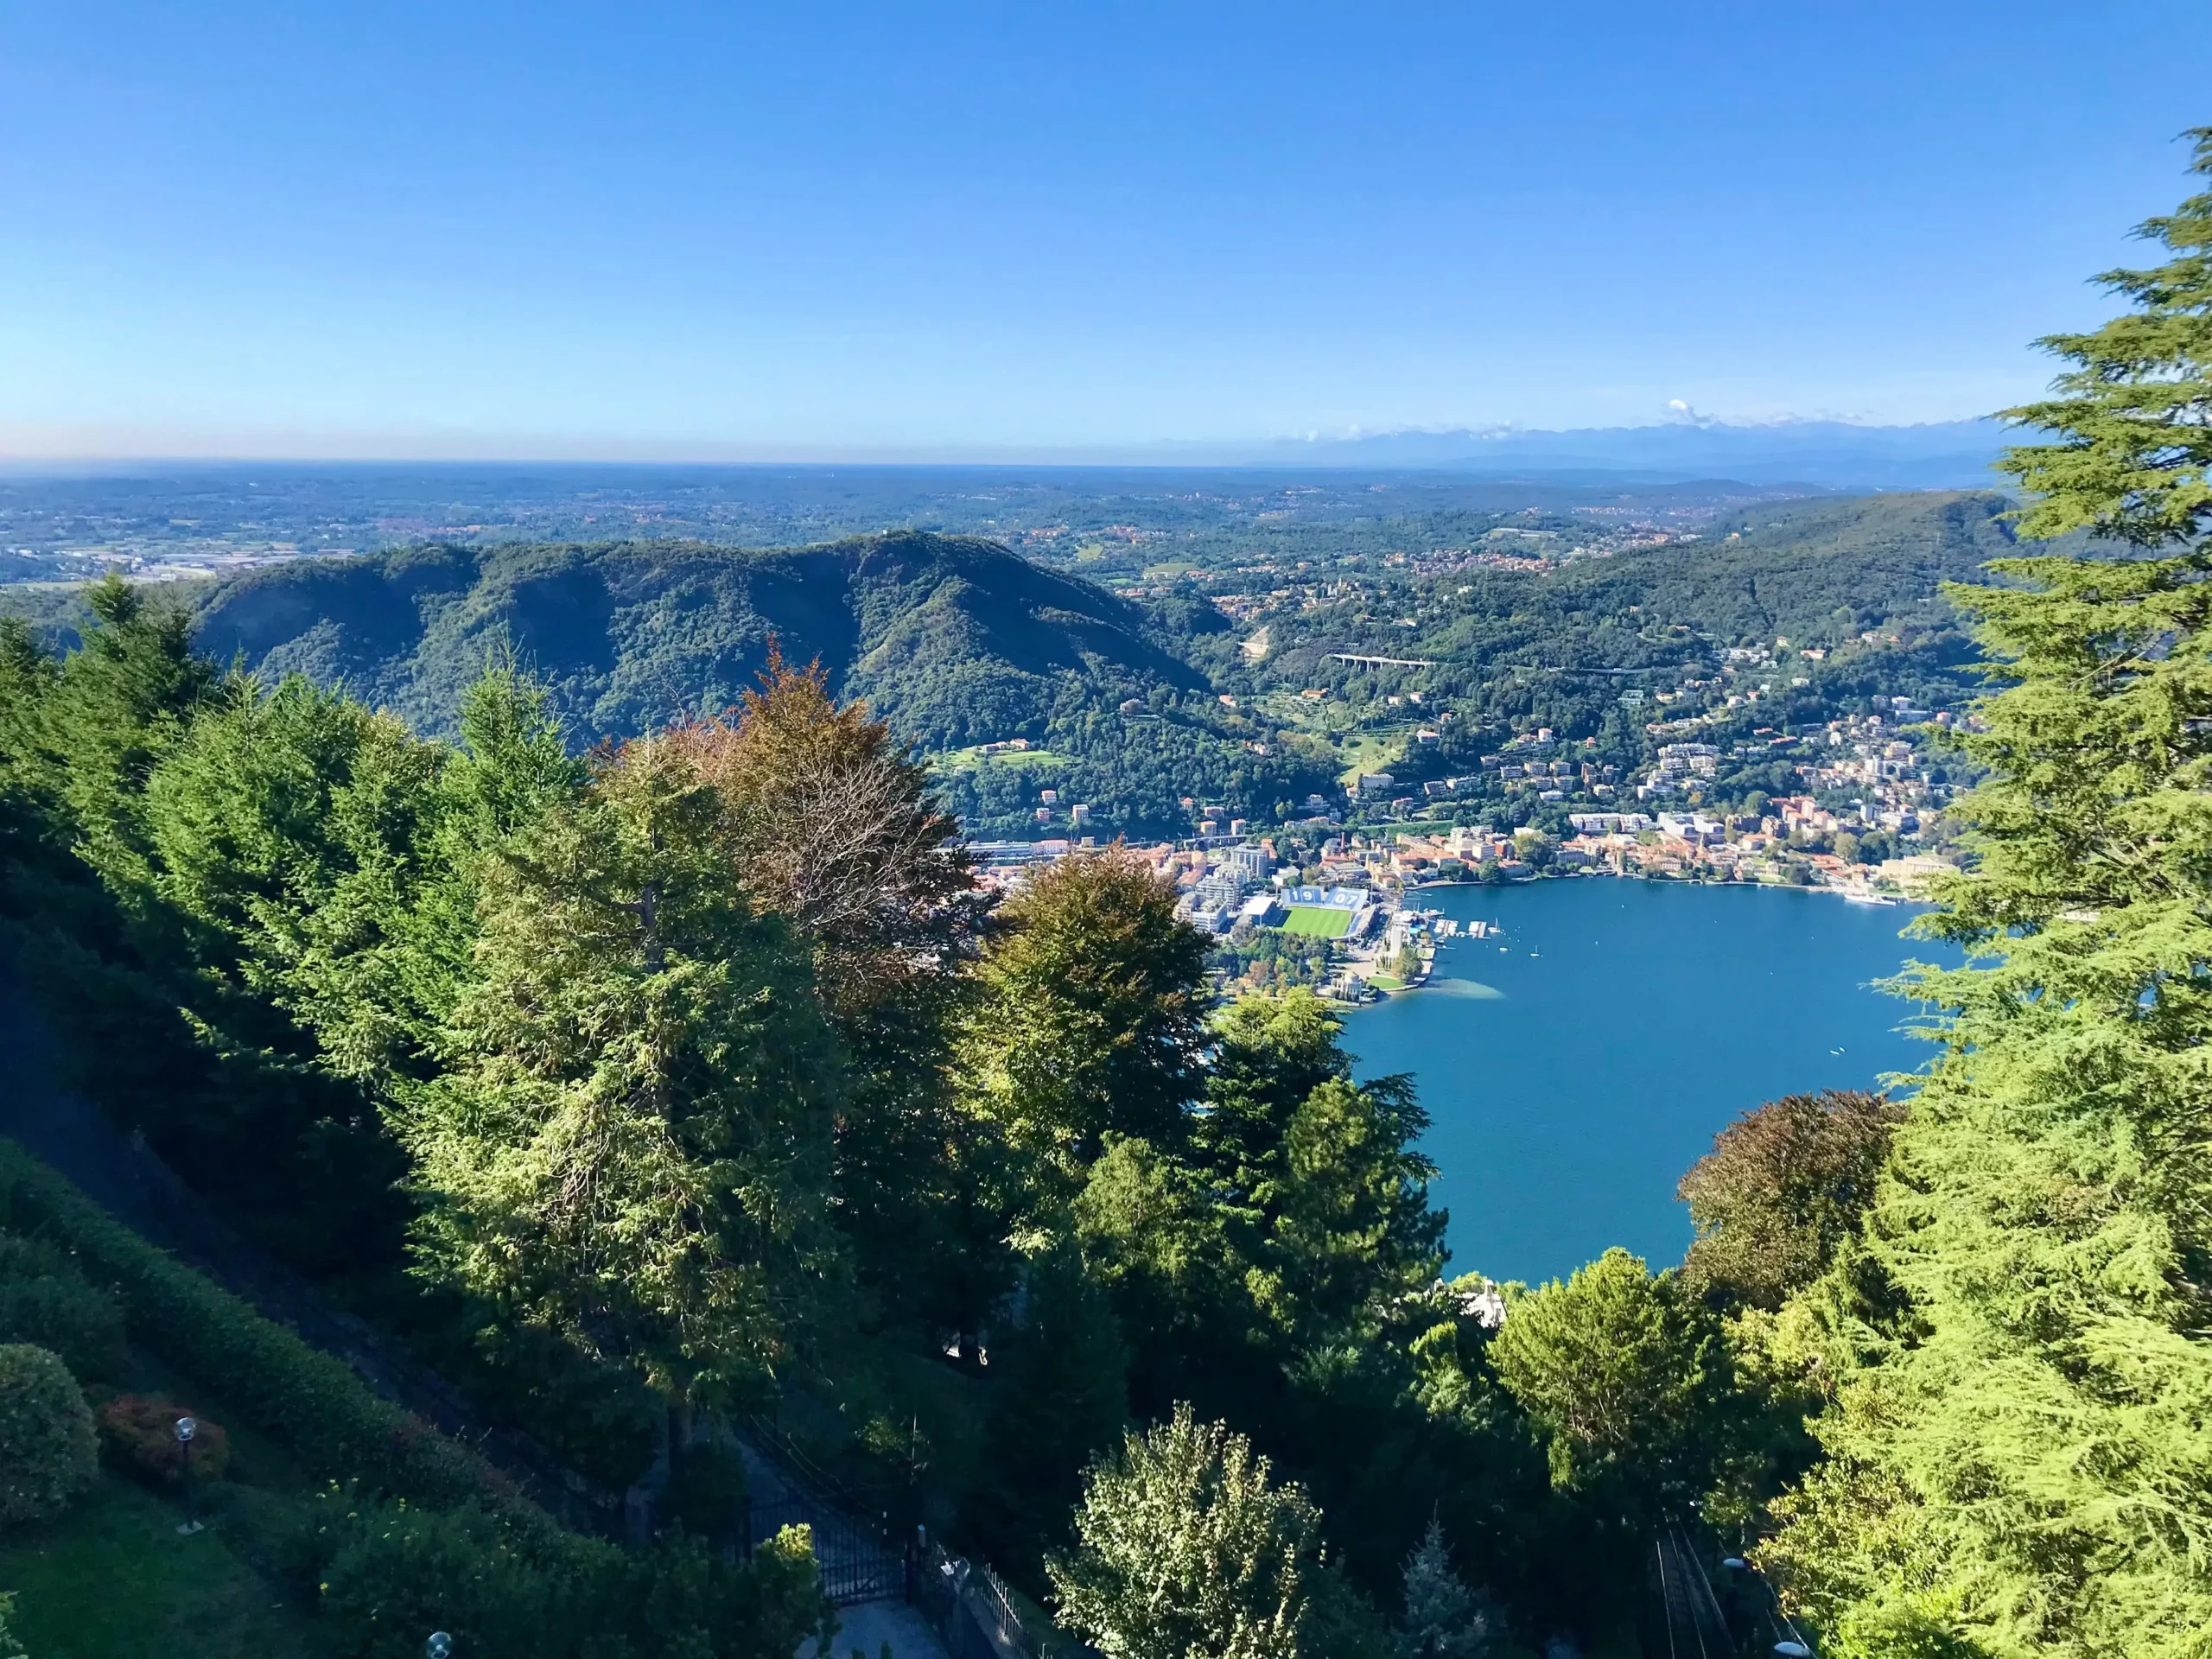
{"left": 746, "top": 1491, "right": 908, "bottom": 1607}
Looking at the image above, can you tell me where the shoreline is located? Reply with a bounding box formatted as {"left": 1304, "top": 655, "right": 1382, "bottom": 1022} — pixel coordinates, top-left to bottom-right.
{"left": 1354, "top": 865, "right": 1928, "bottom": 1000}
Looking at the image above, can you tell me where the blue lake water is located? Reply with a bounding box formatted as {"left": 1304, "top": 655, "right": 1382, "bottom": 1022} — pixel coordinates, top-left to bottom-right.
{"left": 1341, "top": 878, "right": 1949, "bottom": 1287}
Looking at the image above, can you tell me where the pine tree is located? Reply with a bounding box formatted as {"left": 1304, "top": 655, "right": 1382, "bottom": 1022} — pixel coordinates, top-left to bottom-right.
{"left": 1764, "top": 132, "right": 2212, "bottom": 1657}
{"left": 12, "top": 574, "right": 214, "bottom": 899}
{"left": 1398, "top": 1518, "right": 1493, "bottom": 1659}
{"left": 1196, "top": 990, "right": 1351, "bottom": 1205}
{"left": 1255, "top": 1077, "right": 1445, "bottom": 1348}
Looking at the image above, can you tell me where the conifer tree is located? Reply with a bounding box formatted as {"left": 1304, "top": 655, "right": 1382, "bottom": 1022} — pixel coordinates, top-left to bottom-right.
{"left": 1397, "top": 1518, "right": 1493, "bottom": 1659}
{"left": 1196, "top": 990, "right": 1351, "bottom": 1204}
{"left": 1255, "top": 1077, "right": 1444, "bottom": 1347}
{"left": 662, "top": 652, "right": 995, "bottom": 1344}
{"left": 402, "top": 735, "right": 845, "bottom": 1412}
{"left": 3, "top": 575, "right": 213, "bottom": 904}
{"left": 1764, "top": 131, "right": 2212, "bottom": 1657}
{"left": 967, "top": 1242, "right": 1130, "bottom": 1586}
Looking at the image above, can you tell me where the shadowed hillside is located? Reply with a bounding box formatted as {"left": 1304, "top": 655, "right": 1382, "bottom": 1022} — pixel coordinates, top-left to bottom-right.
{"left": 190, "top": 531, "right": 1204, "bottom": 747}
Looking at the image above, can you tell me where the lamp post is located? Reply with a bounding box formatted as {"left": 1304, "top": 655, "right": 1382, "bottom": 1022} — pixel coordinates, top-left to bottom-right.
{"left": 174, "top": 1415, "right": 203, "bottom": 1535}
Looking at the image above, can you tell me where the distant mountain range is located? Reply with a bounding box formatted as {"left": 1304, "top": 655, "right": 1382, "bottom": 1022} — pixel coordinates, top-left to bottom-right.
{"left": 1170, "top": 417, "right": 2013, "bottom": 490}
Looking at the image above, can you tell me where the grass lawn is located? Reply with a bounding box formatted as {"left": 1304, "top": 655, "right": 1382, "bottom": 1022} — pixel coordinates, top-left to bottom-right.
{"left": 1279, "top": 906, "right": 1352, "bottom": 938}
{"left": 932, "top": 745, "right": 1071, "bottom": 774}
{"left": 0, "top": 1474, "right": 323, "bottom": 1659}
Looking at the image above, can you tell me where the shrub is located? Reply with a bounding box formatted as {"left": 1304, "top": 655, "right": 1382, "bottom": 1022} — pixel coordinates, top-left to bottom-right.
{"left": 98, "top": 1395, "right": 232, "bottom": 1485}
{"left": 1049, "top": 1403, "right": 1339, "bottom": 1659}
{"left": 0, "top": 1343, "right": 97, "bottom": 1526}
{"left": 0, "top": 1145, "right": 829, "bottom": 1656}
{"left": 289, "top": 1486, "right": 830, "bottom": 1659}
{"left": 0, "top": 1262, "right": 129, "bottom": 1381}
{"left": 0, "top": 1141, "right": 527, "bottom": 1524}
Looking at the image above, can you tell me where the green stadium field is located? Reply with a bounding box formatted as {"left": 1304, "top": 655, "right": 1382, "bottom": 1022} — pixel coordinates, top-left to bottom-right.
{"left": 1280, "top": 906, "right": 1353, "bottom": 938}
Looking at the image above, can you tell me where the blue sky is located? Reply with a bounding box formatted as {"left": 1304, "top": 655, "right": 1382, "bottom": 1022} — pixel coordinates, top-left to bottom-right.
{"left": 2, "top": 2, "right": 2204, "bottom": 458}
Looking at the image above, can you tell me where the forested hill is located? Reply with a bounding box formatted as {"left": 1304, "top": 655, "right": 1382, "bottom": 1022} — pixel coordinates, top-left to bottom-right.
{"left": 1547, "top": 489, "right": 2024, "bottom": 642}
{"left": 191, "top": 530, "right": 1202, "bottom": 747}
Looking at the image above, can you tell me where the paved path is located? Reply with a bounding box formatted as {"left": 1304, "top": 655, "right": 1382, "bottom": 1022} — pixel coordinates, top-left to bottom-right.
{"left": 803, "top": 1599, "right": 950, "bottom": 1659}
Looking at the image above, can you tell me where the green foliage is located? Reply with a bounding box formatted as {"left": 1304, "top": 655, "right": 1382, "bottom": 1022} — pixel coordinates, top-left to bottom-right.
{"left": 965, "top": 852, "right": 1212, "bottom": 1191}
{"left": 1054, "top": 993, "right": 1484, "bottom": 1617}
{"left": 0, "top": 594, "right": 407, "bottom": 1272}
{"left": 192, "top": 532, "right": 1200, "bottom": 749}
{"left": 1211, "top": 924, "right": 1336, "bottom": 992}
{"left": 0, "top": 1147, "right": 826, "bottom": 1657}
{"left": 663, "top": 1438, "right": 748, "bottom": 1541}
{"left": 1074, "top": 1135, "right": 1245, "bottom": 1409}
{"left": 1676, "top": 1090, "right": 1905, "bottom": 1312}
{"left": 3, "top": 574, "right": 216, "bottom": 897}
{"left": 1487, "top": 1250, "right": 1726, "bottom": 1516}
{"left": 1, "top": 526, "right": 1902, "bottom": 1644}
{"left": 1998, "top": 130, "right": 2212, "bottom": 548}
{"left": 965, "top": 1243, "right": 1130, "bottom": 1586}
{"left": 660, "top": 652, "right": 994, "bottom": 1342}
{"left": 1824, "top": 1596, "right": 1994, "bottom": 1659}
{"left": 0, "top": 1233, "right": 128, "bottom": 1381}
{"left": 1195, "top": 991, "right": 1351, "bottom": 1204}
{"left": 291, "top": 1487, "right": 828, "bottom": 1659}
{"left": 1764, "top": 137, "right": 2212, "bottom": 1658}
{"left": 0, "top": 1591, "right": 22, "bottom": 1659}
{"left": 1554, "top": 491, "right": 2024, "bottom": 646}
{"left": 0, "top": 1343, "right": 96, "bottom": 1528}
{"left": 401, "top": 737, "right": 847, "bottom": 1410}
{"left": 1251, "top": 1078, "right": 1444, "bottom": 1347}
{"left": 1397, "top": 1518, "right": 1494, "bottom": 1659}
{"left": 1048, "top": 1403, "right": 1343, "bottom": 1659}
{"left": 0, "top": 1140, "right": 529, "bottom": 1521}
{"left": 940, "top": 704, "right": 1338, "bottom": 842}
{"left": 96, "top": 1395, "right": 232, "bottom": 1486}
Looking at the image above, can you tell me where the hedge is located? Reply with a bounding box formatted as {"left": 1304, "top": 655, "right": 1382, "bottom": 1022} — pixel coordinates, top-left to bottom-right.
{"left": 0, "top": 1137, "right": 540, "bottom": 1531}
{"left": 0, "top": 1141, "right": 833, "bottom": 1656}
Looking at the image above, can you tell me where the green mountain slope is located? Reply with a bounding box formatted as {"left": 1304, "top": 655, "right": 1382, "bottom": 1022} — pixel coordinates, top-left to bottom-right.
{"left": 1550, "top": 488, "right": 2024, "bottom": 642}
{"left": 190, "top": 531, "right": 1203, "bottom": 747}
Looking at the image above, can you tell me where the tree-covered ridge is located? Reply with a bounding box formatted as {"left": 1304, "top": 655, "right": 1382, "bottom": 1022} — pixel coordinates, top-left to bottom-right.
{"left": 145, "top": 486, "right": 2048, "bottom": 849}
{"left": 190, "top": 529, "right": 1203, "bottom": 749}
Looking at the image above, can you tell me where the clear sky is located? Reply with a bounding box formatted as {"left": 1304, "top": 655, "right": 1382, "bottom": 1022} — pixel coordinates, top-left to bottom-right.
{"left": 3, "top": 2, "right": 2205, "bottom": 459}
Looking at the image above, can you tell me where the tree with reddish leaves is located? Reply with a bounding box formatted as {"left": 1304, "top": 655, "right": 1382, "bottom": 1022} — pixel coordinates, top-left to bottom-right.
{"left": 1676, "top": 1089, "right": 1904, "bottom": 1313}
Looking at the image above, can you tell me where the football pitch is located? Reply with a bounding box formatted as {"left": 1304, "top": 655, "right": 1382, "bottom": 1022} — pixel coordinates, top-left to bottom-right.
{"left": 1280, "top": 906, "right": 1353, "bottom": 938}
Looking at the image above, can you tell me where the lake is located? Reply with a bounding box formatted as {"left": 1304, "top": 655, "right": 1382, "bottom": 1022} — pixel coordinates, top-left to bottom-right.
{"left": 1341, "top": 877, "right": 1948, "bottom": 1287}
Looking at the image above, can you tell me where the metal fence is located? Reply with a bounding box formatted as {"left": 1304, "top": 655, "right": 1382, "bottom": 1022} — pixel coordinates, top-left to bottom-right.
{"left": 746, "top": 1490, "right": 908, "bottom": 1607}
